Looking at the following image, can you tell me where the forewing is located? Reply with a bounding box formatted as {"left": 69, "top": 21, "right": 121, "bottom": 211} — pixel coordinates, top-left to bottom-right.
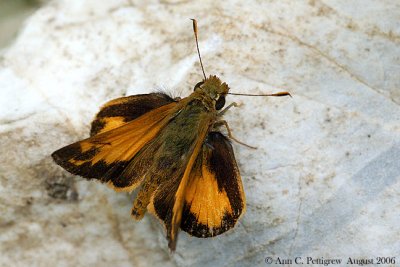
{"left": 147, "top": 111, "right": 212, "bottom": 251}
{"left": 181, "top": 131, "right": 245, "bottom": 238}
{"left": 51, "top": 101, "right": 178, "bottom": 191}
{"left": 90, "top": 93, "right": 175, "bottom": 136}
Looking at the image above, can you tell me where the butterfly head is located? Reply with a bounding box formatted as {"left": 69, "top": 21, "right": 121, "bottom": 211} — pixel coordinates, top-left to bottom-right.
{"left": 194, "top": 75, "right": 229, "bottom": 110}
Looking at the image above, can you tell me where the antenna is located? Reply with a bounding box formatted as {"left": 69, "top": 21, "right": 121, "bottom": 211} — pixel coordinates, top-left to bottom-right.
{"left": 228, "top": 91, "right": 292, "bottom": 97}
{"left": 191, "top": 19, "right": 207, "bottom": 80}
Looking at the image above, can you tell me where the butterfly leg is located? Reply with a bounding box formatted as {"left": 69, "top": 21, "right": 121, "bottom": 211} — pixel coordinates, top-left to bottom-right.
{"left": 214, "top": 120, "right": 257, "bottom": 149}
{"left": 218, "top": 102, "right": 239, "bottom": 116}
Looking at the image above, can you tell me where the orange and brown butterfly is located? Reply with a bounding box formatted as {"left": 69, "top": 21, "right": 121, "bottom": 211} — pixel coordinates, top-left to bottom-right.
{"left": 51, "top": 19, "right": 290, "bottom": 251}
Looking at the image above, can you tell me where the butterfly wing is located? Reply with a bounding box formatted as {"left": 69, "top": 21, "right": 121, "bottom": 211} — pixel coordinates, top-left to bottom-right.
{"left": 90, "top": 93, "right": 176, "bottom": 136}
{"left": 181, "top": 131, "right": 245, "bottom": 237}
{"left": 148, "top": 131, "right": 245, "bottom": 250}
{"left": 52, "top": 94, "right": 178, "bottom": 192}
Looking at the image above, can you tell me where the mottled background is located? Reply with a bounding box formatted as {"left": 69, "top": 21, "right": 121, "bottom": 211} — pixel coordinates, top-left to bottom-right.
{"left": 1, "top": 1, "right": 399, "bottom": 267}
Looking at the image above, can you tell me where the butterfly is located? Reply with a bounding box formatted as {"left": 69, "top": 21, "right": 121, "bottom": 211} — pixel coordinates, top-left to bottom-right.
{"left": 51, "top": 19, "right": 290, "bottom": 251}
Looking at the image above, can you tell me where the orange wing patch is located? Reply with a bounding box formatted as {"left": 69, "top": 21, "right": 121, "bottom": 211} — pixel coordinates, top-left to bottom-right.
{"left": 91, "top": 116, "right": 126, "bottom": 135}
{"left": 184, "top": 157, "right": 233, "bottom": 228}
{"left": 180, "top": 131, "right": 245, "bottom": 238}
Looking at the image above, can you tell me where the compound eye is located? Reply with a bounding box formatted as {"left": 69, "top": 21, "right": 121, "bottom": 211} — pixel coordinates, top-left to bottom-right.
{"left": 193, "top": 81, "right": 204, "bottom": 91}
{"left": 215, "top": 95, "right": 226, "bottom": 110}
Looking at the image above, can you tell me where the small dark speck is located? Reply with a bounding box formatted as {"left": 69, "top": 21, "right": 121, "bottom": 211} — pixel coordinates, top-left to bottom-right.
{"left": 345, "top": 151, "right": 350, "bottom": 157}
{"left": 367, "top": 134, "right": 371, "bottom": 138}
{"left": 26, "top": 197, "right": 33, "bottom": 205}
{"left": 45, "top": 174, "right": 78, "bottom": 201}
{"left": 46, "top": 17, "right": 55, "bottom": 24}
{"left": 69, "top": 190, "right": 79, "bottom": 201}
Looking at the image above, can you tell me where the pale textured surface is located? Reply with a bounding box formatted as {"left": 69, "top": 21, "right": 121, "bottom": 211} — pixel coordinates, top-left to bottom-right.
{"left": 1, "top": 1, "right": 399, "bottom": 267}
